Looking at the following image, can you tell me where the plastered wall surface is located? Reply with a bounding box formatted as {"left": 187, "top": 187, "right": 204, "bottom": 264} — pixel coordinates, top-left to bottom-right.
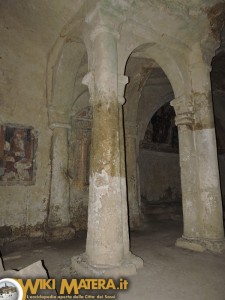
{"left": 0, "top": 1, "right": 84, "bottom": 239}
{"left": 139, "top": 150, "right": 225, "bottom": 205}
{"left": 0, "top": 25, "right": 51, "bottom": 238}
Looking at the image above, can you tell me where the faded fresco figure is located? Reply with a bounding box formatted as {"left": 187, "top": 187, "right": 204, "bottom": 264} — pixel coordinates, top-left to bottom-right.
{"left": 0, "top": 126, "right": 36, "bottom": 184}
{"left": 140, "top": 103, "right": 179, "bottom": 152}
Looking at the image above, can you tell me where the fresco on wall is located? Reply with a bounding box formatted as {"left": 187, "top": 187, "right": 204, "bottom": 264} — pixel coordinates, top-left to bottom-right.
{"left": 0, "top": 125, "right": 37, "bottom": 185}
{"left": 69, "top": 107, "right": 92, "bottom": 190}
{"left": 140, "top": 102, "right": 179, "bottom": 152}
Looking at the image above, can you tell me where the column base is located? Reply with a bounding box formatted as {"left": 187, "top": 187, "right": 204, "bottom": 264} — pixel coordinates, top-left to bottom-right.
{"left": 71, "top": 252, "right": 143, "bottom": 277}
{"left": 45, "top": 226, "right": 75, "bottom": 241}
{"left": 176, "top": 236, "right": 225, "bottom": 253}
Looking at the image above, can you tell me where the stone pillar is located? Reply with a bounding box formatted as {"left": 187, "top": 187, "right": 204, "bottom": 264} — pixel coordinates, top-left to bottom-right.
{"left": 191, "top": 60, "right": 224, "bottom": 250}
{"left": 72, "top": 7, "right": 143, "bottom": 276}
{"left": 171, "top": 57, "right": 225, "bottom": 253}
{"left": 47, "top": 109, "right": 75, "bottom": 240}
{"left": 171, "top": 98, "right": 201, "bottom": 242}
{"left": 125, "top": 122, "right": 141, "bottom": 228}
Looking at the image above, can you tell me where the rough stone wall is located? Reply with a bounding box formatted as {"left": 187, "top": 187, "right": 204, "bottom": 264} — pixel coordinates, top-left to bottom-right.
{"left": 140, "top": 102, "right": 178, "bottom": 151}
{"left": 0, "top": 0, "right": 87, "bottom": 240}
{"left": 139, "top": 149, "right": 182, "bottom": 204}
{"left": 0, "top": 21, "right": 51, "bottom": 240}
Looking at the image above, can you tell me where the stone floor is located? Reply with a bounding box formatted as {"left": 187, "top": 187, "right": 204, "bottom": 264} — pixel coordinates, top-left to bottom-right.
{"left": 1, "top": 220, "right": 225, "bottom": 300}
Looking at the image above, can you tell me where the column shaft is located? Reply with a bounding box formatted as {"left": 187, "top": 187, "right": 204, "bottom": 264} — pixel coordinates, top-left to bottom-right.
{"left": 172, "top": 57, "right": 225, "bottom": 252}
{"left": 86, "top": 30, "right": 124, "bottom": 266}
{"left": 177, "top": 124, "right": 200, "bottom": 238}
{"left": 194, "top": 102, "right": 224, "bottom": 240}
{"left": 192, "top": 62, "right": 224, "bottom": 240}
{"left": 48, "top": 127, "right": 70, "bottom": 228}
{"left": 72, "top": 11, "right": 143, "bottom": 275}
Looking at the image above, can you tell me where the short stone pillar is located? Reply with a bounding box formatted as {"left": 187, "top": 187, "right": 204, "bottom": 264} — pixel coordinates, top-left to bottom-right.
{"left": 171, "top": 62, "right": 225, "bottom": 253}
{"left": 125, "top": 122, "right": 141, "bottom": 228}
{"left": 72, "top": 7, "right": 143, "bottom": 276}
{"left": 47, "top": 109, "right": 75, "bottom": 240}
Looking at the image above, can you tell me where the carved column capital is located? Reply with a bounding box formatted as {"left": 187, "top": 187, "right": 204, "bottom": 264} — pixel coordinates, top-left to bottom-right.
{"left": 170, "top": 95, "right": 193, "bottom": 115}
{"left": 82, "top": 72, "right": 129, "bottom": 106}
{"left": 174, "top": 113, "right": 195, "bottom": 127}
{"left": 170, "top": 96, "right": 194, "bottom": 126}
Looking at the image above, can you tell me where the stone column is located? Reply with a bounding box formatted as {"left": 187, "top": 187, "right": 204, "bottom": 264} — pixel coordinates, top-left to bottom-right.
{"left": 72, "top": 8, "right": 143, "bottom": 276}
{"left": 171, "top": 58, "right": 225, "bottom": 253}
{"left": 125, "top": 122, "right": 141, "bottom": 228}
{"left": 171, "top": 98, "right": 201, "bottom": 244}
{"left": 191, "top": 60, "right": 224, "bottom": 250}
{"left": 47, "top": 109, "right": 75, "bottom": 240}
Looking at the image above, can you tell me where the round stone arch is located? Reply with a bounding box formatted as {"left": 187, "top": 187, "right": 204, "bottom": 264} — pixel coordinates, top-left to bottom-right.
{"left": 45, "top": 19, "right": 90, "bottom": 236}
{"left": 137, "top": 69, "right": 175, "bottom": 144}
{"left": 123, "top": 42, "right": 186, "bottom": 125}
{"left": 47, "top": 40, "right": 88, "bottom": 125}
{"left": 138, "top": 100, "right": 182, "bottom": 220}
{"left": 122, "top": 42, "right": 186, "bottom": 228}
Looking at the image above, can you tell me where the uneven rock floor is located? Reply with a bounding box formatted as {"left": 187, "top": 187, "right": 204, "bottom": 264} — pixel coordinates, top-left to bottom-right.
{"left": 1, "top": 220, "right": 225, "bottom": 300}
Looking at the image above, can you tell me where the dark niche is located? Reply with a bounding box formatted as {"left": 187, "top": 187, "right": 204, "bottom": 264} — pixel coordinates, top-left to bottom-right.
{"left": 140, "top": 102, "right": 179, "bottom": 153}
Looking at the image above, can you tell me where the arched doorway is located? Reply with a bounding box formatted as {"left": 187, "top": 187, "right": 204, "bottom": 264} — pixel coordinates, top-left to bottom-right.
{"left": 123, "top": 39, "right": 224, "bottom": 253}
{"left": 123, "top": 49, "right": 184, "bottom": 230}
{"left": 139, "top": 101, "right": 182, "bottom": 221}
{"left": 46, "top": 37, "right": 90, "bottom": 238}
